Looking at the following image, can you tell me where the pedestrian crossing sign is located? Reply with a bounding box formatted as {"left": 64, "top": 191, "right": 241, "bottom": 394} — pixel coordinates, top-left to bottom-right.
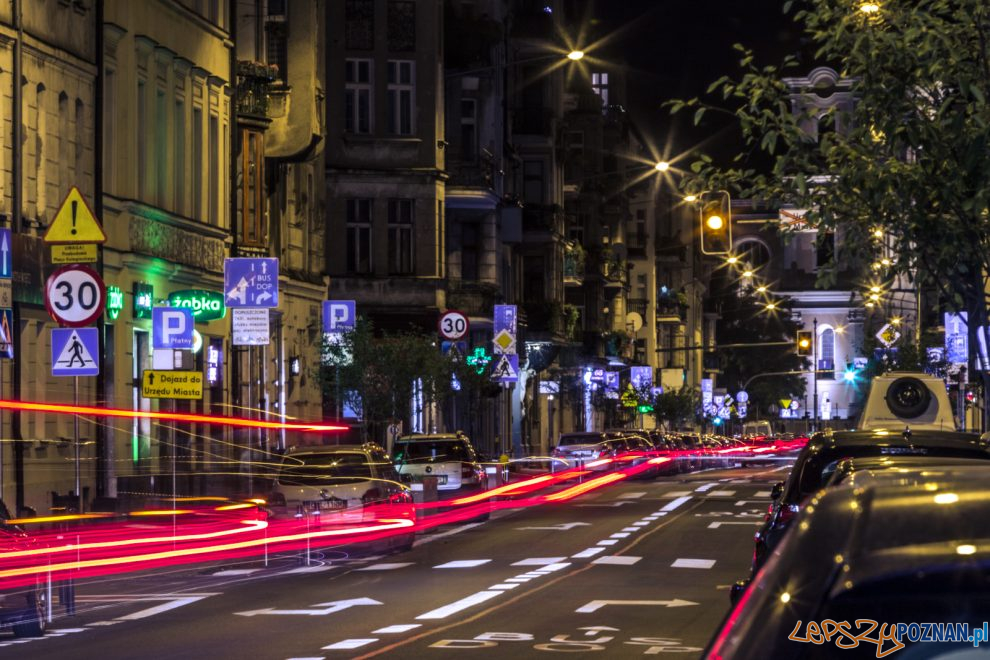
{"left": 51, "top": 327, "right": 99, "bottom": 376}
{"left": 491, "top": 353, "right": 519, "bottom": 383}
{"left": 0, "top": 308, "right": 12, "bottom": 359}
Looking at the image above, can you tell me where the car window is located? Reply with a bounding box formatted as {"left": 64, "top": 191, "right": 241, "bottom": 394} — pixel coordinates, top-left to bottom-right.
{"left": 393, "top": 439, "right": 473, "bottom": 462}
{"left": 278, "top": 452, "right": 373, "bottom": 485}
{"left": 558, "top": 434, "right": 601, "bottom": 446}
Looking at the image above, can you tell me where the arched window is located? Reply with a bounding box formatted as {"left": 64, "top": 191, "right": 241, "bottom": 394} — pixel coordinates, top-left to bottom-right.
{"left": 819, "top": 328, "right": 835, "bottom": 379}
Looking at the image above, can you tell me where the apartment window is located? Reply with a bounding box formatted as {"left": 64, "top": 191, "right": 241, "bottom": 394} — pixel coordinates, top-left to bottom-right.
{"left": 461, "top": 222, "right": 479, "bottom": 281}
{"left": 174, "top": 99, "right": 185, "bottom": 214}
{"left": 346, "top": 199, "right": 373, "bottom": 274}
{"left": 345, "top": 0, "right": 374, "bottom": 50}
{"left": 156, "top": 88, "right": 167, "bottom": 206}
{"left": 460, "top": 98, "right": 477, "bottom": 161}
{"left": 192, "top": 106, "right": 203, "bottom": 219}
{"left": 591, "top": 72, "right": 609, "bottom": 110}
{"left": 209, "top": 114, "right": 218, "bottom": 226}
{"left": 636, "top": 273, "right": 647, "bottom": 299}
{"left": 523, "top": 256, "right": 545, "bottom": 302}
{"left": 137, "top": 80, "right": 146, "bottom": 199}
{"left": 387, "top": 1, "right": 416, "bottom": 51}
{"left": 266, "top": 4, "right": 288, "bottom": 83}
{"left": 523, "top": 160, "right": 544, "bottom": 204}
{"left": 345, "top": 59, "right": 373, "bottom": 134}
{"left": 386, "top": 61, "right": 415, "bottom": 135}
{"left": 387, "top": 199, "right": 414, "bottom": 274}
{"left": 816, "top": 230, "right": 835, "bottom": 269}
{"left": 819, "top": 328, "right": 835, "bottom": 379}
{"left": 241, "top": 129, "right": 265, "bottom": 246}
{"left": 104, "top": 69, "right": 115, "bottom": 187}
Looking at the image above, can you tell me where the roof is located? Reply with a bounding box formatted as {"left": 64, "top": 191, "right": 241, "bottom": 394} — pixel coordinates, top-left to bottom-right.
{"left": 810, "top": 429, "right": 986, "bottom": 454}
{"left": 395, "top": 433, "right": 466, "bottom": 441}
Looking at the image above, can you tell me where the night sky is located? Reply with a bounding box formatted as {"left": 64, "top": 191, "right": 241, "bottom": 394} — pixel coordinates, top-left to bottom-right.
{"left": 586, "top": 0, "right": 809, "bottom": 164}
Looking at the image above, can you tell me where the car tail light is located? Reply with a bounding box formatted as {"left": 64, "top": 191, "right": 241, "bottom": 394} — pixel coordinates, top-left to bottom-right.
{"left": 389, "top": 490, "right": 413, "bottom": 504}
{"left": 777, "top": 503, "right": 800, "bottom": 525}
{"left": 362, "top": 488, "right": 382, "bottom": 504}
{"left": 268, "top": 492, "right": 286, "bottom": 507}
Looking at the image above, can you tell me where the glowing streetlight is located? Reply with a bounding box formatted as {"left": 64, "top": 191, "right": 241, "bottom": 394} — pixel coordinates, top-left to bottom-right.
{"left": 742, "top": 270, "right": 754, "bottom": 278}
{"left": 567, "top": 50, "right": 585, "bottom": 61}
{"left": 726, "top": 255, "right": 739, "bottom": 265}
{"left": 765, "top": 302, "right": 777, "bottom": 311}
{"left": 869, "top": 293, "right": 881, "bottom": 302}
{"left": 684, "top": 194, "right": 697, "bottom": 203}
{"left": 872, "top": 227, "right": 884, "bottom": 239}
{"left": 655, "top": 161, "right": 670, "bottom": 172}
{"left": 706, "top": 214, "right": 724, "bottom": 230}
{"left": 870, "top": 285, "right": 881, "bottom": 293}
{"left": 880, "top": 257, "right": 892, "bottom": 266}
{"left": 859, "top": 2, "right": 880, "bottom": 14}
{"left": 756, "top": 285, "right": 768, "bottom": 294}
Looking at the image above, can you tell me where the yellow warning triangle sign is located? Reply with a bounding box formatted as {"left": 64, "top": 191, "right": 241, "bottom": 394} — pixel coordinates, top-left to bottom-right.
{"left": 43, "top": 186, "right": 106, "bottom": 244}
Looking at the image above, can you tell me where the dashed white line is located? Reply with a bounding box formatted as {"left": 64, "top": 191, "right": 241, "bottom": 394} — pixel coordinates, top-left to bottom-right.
{"left": 322, "top": 639, "right": 378, "bottom": 650}
{"left": 671, "top": 558, "right": 716, "bottom": 569}
{"left": 695, "top": 483, "right": 717, "bottom": 492}
{"left": 618, "top": 492, "right": 646, "bottom": 499}
{"left": 753, "top": 490, "right": 771, "bottom": 497}
{"left": 572, "top": 547, "right": 606, "bottom": 558}
{"left": 212, "top": 569, "right": 262, "bottom": 576}
{"left": 281, "top": 566, "right": 333, "bottom": 574}
{"left": 489, "top": 584, "right": 519, "bottom": 590}
{"left": 610, "top": 532, "right": 631, "bottom": 539}
{"left": 709, "top": 490, "right": 737, "bottom": 497}
{"left": 662, "top": 491, "right": 693, "bottom": 497}
{"left": 621, "top": 526, "right": 640, "bottom": 532}
{"left": 592, "top": 556, "right": 642, "bottom": 566}
{"left": 433, "top": 559, "right": 491, "bottom": 569}
{"left": 416, "top": 591, "right": 502, "bottom": 620}
{"left": 660, "top": 496, "right": 692, "bottom": 512}
{"left": 357, "top": 563, "right": 414, "bottom": 571}
{"left": 597, "top": 539, "right": 618, "bottom": 546}
{"left": 373, "top": 624, "right": 421, "bottom": 634}
{"left": 512, "top": 557, "right": 567, "bottom": 566}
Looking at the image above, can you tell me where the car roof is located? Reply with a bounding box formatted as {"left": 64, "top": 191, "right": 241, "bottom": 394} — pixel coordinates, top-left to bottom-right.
{"left": 839, "top": 461, "right": 990, "bottom": 489}
{"left": 284, "top": 444, "right": 377, "bottom": 455}
{"left": 395, "top": 434, "right": 466, "bottom": 441}
{"left": 816, "top": 428, "right": 983, "bottom": 447}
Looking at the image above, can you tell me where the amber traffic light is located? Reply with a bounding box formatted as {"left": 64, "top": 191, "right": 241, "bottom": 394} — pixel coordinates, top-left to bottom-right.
{"left": 796, "top": 331, "right": 813, "bottom": 356}
{"left": 700, "top": 191, "right": 731, "bottom": 255}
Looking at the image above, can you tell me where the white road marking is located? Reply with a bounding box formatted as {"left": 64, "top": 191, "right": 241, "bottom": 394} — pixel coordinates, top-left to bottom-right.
{"left": 322, "top": 639, "right": 378, "bottom": 650}
{"left": 433, "top": 559, "right": 491, "bottom": 569}
{"left": 661, "top": 491, "right": 692, "bottom": 497}
{"left": 576, "top": 599, "right": 698, "bottom": 613}
{"left": 592, "top": 556, "right": 642, "bottom": 566}
{"left": 357, "top": 563, "right": 414, "bottom": 571}
{"left": 577, "top": 501, "right": 636, "bottom": 508}
{"left": 536, "top": 563, "right": 571, "bottom": 573}
{"left": 212, "top": 569, "right": 262, "bottom": 576}
{"left": 287, "top": 657, "right": 326, "bottom": 660}
{"left": 506, "top": 577, "right": 532, "bottom": 583}
{"left": 709, "top": 490, "right": 737, "bottom": 497}
{"left": 416, "top": 591, "right": 502, "bottom": 620}
{"left": 708, "top": 521, "right": 762, "bottom": 529}
{"left": 753, "top": 490, "right": 771, "bottom": 497}
{"left": 281, "top": 566, "right": 333, "bottom": 574}
{"left": 632, "top": 522, "right": 650, "bottom": 527}
{"left": 516, "top": 522, "right": 590, "bottom": 531}
{"left": 373, "top": 624, "right": 421, "bottom": 634}
{"left": 489, "top": 584, "right": 519, "bottom": 590}
{"left": 671, "top": 558, "right": 716, "bottom": 569}
{"left": 610, "top": 532, "right": 631, "bottom": 538}
{"left": 413, "top": 521, "right": 486, "bottom": 547}
{"left": 50, "top": 628, "right": 87, "bottom": 633}
{"left": 236, "top": 598, "right": 382, "bottom": 618}
{"left": 597, "top": 539, "right": 618, "bottom": 546}
{"left": 621, "top": 526, "right": 640, "bottom": 532}
{"left": 695, "top": 483, "right": 717, "bottom": 492}
{"left": 572, "top": 547, "right": 606, "bottom": 558}
{"left": 643, "top": 516, "right": 659, "bottom": 521}
{"left": 512, "top": 557, "right": 567, "bottom": 566}
{"left": 74, "top": 593, "right": 221, "bottom": 621}
{"left": 660, "top": 496, "right": 692, "bottom": 512}
{"left": 87, "top": 621, "right": 123, "bottom": 626}
{"left": 618, "top": 492, "right": 646, "bottom": 499}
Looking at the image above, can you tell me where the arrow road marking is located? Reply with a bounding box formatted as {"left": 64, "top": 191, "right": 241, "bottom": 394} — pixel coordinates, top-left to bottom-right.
{"left": 516, "top": 522, "right": 591, "bottom": 531}
{"left": 575, "top": 599, "right": 698, "bottom": 613}
{"left": 235, "top": 597, "right": 382, "bottom": 617}
{"left": 77, "top": 593, "right": 220, "bottom": 621}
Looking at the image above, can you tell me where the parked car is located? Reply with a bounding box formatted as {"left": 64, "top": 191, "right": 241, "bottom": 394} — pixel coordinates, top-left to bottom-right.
{"left": 606, "top": 430, "right": 663, "bottom": 478}
{"left": 708, "top": 473, "right": 990, "bottom": 659}
{"left": 268, "top": 444, "right": 415, "bottom": 551}
{"left": 749, "top": 428, "right": 990, "bottom": 576}
{"left": 824, "top": 454, "right": 990, "bottom": 488}
{"left": 391, "top": 433, "right": 488, "bottom": 496}
{"left": 0, "top": 501, "right": 47, "bottom": 637}
{"left": 551, "top": 432, "right": 612, "bottom": 472}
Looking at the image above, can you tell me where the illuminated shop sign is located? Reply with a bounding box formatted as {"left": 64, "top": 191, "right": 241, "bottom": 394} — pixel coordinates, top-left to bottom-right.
{"left": 106, "top": 285, "right": 124, "bottom": 321}
{"left": 133, "top": 282, "right": 153, "bottom": 319}
{"left": 167, "top": 289, "right": 226, "bottom": 322}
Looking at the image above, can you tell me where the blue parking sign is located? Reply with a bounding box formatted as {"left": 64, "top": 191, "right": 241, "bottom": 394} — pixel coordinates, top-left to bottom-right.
{"left": 152, "top": 307, "right": 194, "bottom": 349}
{"left": 323, "top": 300, "right": 356, "bottom": 333}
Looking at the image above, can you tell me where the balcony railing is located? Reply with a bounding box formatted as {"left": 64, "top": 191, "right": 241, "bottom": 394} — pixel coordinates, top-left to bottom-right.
{"left": 236, "top": 60, "right": 278, "bottom": 118}
{"left": 563, "top": 245, "right": 585, "bottom": 284}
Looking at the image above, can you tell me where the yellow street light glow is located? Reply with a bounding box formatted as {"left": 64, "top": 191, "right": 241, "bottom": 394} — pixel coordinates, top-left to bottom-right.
{"left": 870, "top": 285, "right": 881, "bottom": 293}
{"left": 684, "top": 194, "right": 697, "bottom": 203}
{"left": 726, "top": 255, "right": 739, "bottom": 265}
{"left": 780, "top": 592, "right": 791, "bottom": 604}
{"left": 655, "top": 161, "right": 670, "bottom": 172}
{"left": 860, "top": 2, "right": 880, "bottom": 14}
{"left": 866, "top": 301, "right": 875, "bottom": 308}
{"left": 742, "top": 270, "right": 754, "bottom": 278}
{"left": 869, "top": 293, "right": 880, "bottom": 301}
{"left": 957, "top": 544, "right": 977, "bottom": 556}
{"left": 891, "top": 317, "right": 901, "bottom": 325}
{"left": 766, "top": 302, "right": 777, "bottom": 311}
{"left": 934, "top": 493, "right": 959, "bottom": 505}
{"left": 756, "top": 285, "right": 768, "bottom": 294}
{"left": 881, "top": 258, "right": 892, "bottom": 266}
{"left": 835, "top": 326, "right": 845, "bottom": 334}
{"left": 567, "top": 50, "right": 585, "bottom": 61}
{"left": 871, "top": 262, "right": 882, "bottom": 270}
{"left": 706, "top": 214, "right": 724, "bottom": 230}
{"left": 872, "top": 227, "right": 884, "bottom": 238}
{"left": 798, "top": 338, "right": 811, "bottom": 349}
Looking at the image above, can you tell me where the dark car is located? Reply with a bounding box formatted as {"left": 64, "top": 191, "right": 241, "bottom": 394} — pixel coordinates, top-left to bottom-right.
{"left": 749, "top": 428, "right": 990, "bottom": 576}
{"left": 0, "top": 501, "right": 47, "bottom": 637}
{"left": 606, "top": 430, "right": 665, "bottom": 478}
{"left": 825, "top": 454, "right": 990, "bottom": 488}
{"left": 708, "top": 472, "right": 990, "bottom": 659}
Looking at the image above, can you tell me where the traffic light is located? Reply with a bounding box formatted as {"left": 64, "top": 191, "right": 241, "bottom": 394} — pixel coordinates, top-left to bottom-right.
{"left": 796, "top": 331, "right": 812, "bottom": 356}
{"left": 700, "top": 191, "right": 731, "bottom": 255}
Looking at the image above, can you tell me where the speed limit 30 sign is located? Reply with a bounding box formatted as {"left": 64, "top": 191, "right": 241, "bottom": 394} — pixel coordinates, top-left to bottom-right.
{"left": 45, "top": 264, "right": 106, "bottom": 327}
{"left": 438, "top": 310, "right": 469, "bottom": 340}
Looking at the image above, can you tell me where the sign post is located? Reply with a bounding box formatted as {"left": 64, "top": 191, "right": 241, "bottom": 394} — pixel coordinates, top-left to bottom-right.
{"left": 323, "top": 300, "right": 357, "bottom": 419}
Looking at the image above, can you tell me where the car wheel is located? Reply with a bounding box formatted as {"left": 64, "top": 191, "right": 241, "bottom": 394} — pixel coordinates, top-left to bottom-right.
{"left": 12, "top": 591, "right": 46, "bottom": 638}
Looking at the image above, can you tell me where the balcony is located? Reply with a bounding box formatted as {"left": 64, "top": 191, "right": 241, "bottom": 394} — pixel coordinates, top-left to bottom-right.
{"left": 563, "top": 244, "right": 585, "bottom": 286}
{"left": 236, "top": 60, "right": 279, "bottom": 119}
{"left": 656, "top": 294, "right": 688, "bottom": 324}
{"left": 601, "top": 254, "right": 627, "bottom": 289}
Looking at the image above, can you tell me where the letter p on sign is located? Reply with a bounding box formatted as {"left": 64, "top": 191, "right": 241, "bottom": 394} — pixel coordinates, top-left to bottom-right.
{"left": 323, "top": 300, "right": 356, "bottom": 333}
{"left": 153, "top": 307, "right": 194, "bottom": 349}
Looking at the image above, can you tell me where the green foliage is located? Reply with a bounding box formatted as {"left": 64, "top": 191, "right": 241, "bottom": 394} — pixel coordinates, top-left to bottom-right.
{"left": 651, "top": 386, "right": 699, "bottom": 430}
{"left": 669, "top": 0, "right": 990, "bottom": 323}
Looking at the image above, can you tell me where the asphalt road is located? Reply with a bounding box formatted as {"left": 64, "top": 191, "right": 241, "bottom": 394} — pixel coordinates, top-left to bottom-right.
{"left": 1, "top": 460, "right": 794, "bottom": 659}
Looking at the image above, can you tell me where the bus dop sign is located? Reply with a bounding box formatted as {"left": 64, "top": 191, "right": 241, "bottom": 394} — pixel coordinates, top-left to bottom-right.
{"left": 167, "top": 289, "right": 226, "bottom": 322}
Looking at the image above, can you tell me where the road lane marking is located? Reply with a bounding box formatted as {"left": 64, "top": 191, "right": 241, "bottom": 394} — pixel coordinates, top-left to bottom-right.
{"left": 660, "top": 496, "right": 692, "bottom": 511}
{"left": 373, "top": 624, "right": 421, "bottom": 634}
{"left": 506, "top": 578, "right": 532, "bottom": 582}
{"left": 416, "top": 591, "right": 502, "bottom": 620}
{"left": 621, "top": 526, "right": 640, "bottom": 532}
{"left": 489, "top": 584, "right": 519, "bottom": 590}
{"left": 708, "top": 490, "right": 737, "bottom": 497}
{"left": 73, "top": 593, "right": 221, "bottom": 621}
{"left": 753, "top": 490, "right": 771, "bottom": 497}
{"left": 661, "top": 491, "right": 692, "bottom": 497}
{"left": 281, "top": 566, "right": 333, "bottom": 574}
{"left": 433, "top": 559, "right": 491, "bottom": 569}
{"left": 610, "top": 532, "right": 631, "bottom": 538}
{"left": 535, "top": 563, "right": 571, "bottom": 572}
{"left": 512, "top": 557, "right": 567, "bottom": 566}
{"left": 671, "top": 558, "right": 716, "bottom": 569}
{"left": 618, "top": 492, "right": 646, "bottom": 499}
{"left": 413, "top": 521, "right": 486, "bottom": 547}
{"left": 572, "top": 547, "right": 606, "bottom": 558}
{"left": 322, "top": 639, "right": 378, "bottom": 650}
{"left": 357, "top": 563, "right": 414, "bottom": 571}
{"left": 287, "top": 657, "right": 325, "bottom": 660}
{"left": 575, "top": 599, "right": 698, "bottom": 613}
{"left": 516, "top": 522, "right": 590, "bottom": 531}
{"left": 597, "top": 539, "right": 618, "bottom": 546}
{"left": 236, "top": 598, "right": 383, "bottom": 617}
{"left": 212, "top": 569, "right": 263, "bottom": 576}
{"left": 695, "top": 483, "right": 717, "bottom": 492}
{"left": 708, "top": 521, "right": 762, "bottom": 529}
{"left": 577, "top": 501, "right": 636, "bottom": 508}
{"left": 592, "top": 556, "right": 642, "bottom": 566}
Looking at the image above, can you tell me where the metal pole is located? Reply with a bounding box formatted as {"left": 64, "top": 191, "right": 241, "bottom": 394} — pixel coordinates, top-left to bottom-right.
{"left": 813, "top": 318, "right": 818, "bottom": 433}
{"left": 74, "top": 376, "right": 82, "bottom": 513}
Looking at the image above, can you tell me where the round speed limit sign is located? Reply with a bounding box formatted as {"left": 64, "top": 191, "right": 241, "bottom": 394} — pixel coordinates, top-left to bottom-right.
{"left": 438, "top": 310, "right": 469, "bottom": 340}
{"left": 45, "top": 264, "right": 106, "bottom": 327}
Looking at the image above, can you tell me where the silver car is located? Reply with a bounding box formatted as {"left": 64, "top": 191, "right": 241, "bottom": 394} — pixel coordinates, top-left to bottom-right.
{"left": 391, "top": 433, "right": 488, "bottom": 495}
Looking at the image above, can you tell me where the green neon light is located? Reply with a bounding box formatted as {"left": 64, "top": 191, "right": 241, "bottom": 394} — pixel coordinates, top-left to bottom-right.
{"left": 106, "top": 285, "right": 124, "bottom": 321}
{"left": 167, "top": 289, "right": 226, "bottom": 322}
{"left": 466, "top": 347, "right": 492, "bottom": 375}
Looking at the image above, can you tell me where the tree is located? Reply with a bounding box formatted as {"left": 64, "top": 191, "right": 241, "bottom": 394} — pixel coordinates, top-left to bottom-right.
{"left": 319, "top": 320, "right": 464, "bottom": 441}
{"left": 670, "top": 0, "right": 990, "bottom": 426}
{"left": 651, "top": 386, "right": 700, "bottom": 431}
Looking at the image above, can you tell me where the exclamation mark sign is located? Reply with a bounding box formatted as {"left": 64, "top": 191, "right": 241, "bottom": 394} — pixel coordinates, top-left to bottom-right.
{"left": 70, "top": 201, "right": 78, "bottom": 235}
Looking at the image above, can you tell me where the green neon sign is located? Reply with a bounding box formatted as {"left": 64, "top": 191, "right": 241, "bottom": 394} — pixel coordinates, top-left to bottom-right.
{"left": 106, "top": 285, "right": 124, "bottom": 321}
{"left": 167, "top": 289, "right": 226, "bottom": 322}
{"left": 134, "top": 282, "right": 153, "bottom": 319}
{"left": 466, "top": 347, "right": 492, "bottom": 375}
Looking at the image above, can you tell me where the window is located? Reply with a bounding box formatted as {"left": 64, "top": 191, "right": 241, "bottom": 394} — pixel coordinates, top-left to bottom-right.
{"left": 137, "top": 80, "right": 146, "bottom": 199}
{"left": 523, "top": 256, "right": 545, "bottom": 302}
{"left": 345, "top": 0, "right": 374, "bottom": 50}
{"left": 174, "top": 99, "right": 185, "bottom": 214}
{"left": 591, "top": 72, "right": 609, "bottom": 110}
{"left": 240, "top": 129, "right": 265, "bottom": 246}
{"left": 387, "top": 60, "right": 415, "bottom": 135}
{"left": 265, "top": 3, "right": 288, "bottom": 82}
{"left": 193, "top": 106, "right": 203, "bottom": 218}
{"left": 345, "top": 59, "right": 373, "bottom": 134}
{"left": 461, "top": 222, "right": 479, "bottom": 281}
{"left": 460, "top": 98, "right": 476, "bottom": 160}
{"left": 523, "top": 160, "right": 544, "bottom": 204}
{"left": 387, "top": 199, "right": 414, "bottom": 274}
{"left": 819, "top": 328, "right": 835, "bottom": 379}
{"left": 387, "top": 1, "right": 416, "bottom": 51}
{"left": 346, "top": 199, "right": 373, "bottom": 274}
{"left": 816, "top": 230, "right": 836, "bottom": 269}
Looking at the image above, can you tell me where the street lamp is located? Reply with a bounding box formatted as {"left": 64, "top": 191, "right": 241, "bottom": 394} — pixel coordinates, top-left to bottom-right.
{"left": 655, "top": 161, "right": 670, "bottom": 172}
{"left": 567, "top": 50, "right": 585, "bottom": 61}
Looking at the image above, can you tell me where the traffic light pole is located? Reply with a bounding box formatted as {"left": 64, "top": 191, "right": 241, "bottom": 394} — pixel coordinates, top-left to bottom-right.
{"left": 813, "top": 317, "right": 818, "bottom": 432}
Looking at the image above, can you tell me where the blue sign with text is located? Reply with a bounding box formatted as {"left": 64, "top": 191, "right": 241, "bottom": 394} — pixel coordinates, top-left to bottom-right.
{"left": 152, "top": 307, "right": 194, "bottom": 349}
{"left": 224, "top": 258, "right": 279, "bottom": 308}
{"left": 323, "top": 300, "right": 356, "bottom": 333}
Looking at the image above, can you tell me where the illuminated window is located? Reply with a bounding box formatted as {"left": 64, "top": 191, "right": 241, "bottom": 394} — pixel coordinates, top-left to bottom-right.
{"left": 591, "top": 72, "right": 609, "bottom": 110}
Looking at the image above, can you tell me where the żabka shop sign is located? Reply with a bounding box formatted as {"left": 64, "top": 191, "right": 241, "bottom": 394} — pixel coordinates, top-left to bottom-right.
{"left": 168, "top": 290, "right": 226, "bottom": 322}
